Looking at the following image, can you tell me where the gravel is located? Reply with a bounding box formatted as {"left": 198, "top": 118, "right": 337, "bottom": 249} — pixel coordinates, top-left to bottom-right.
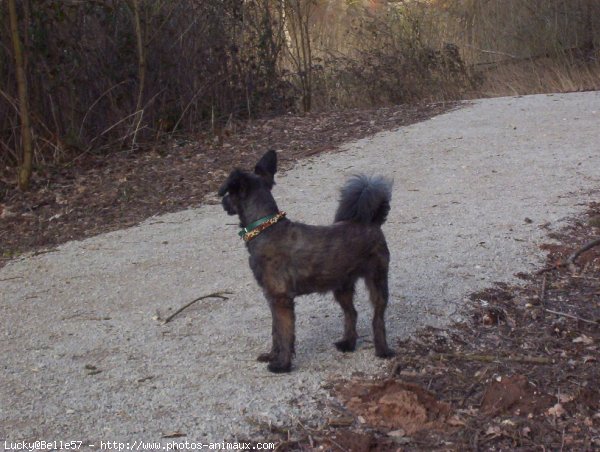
{"left": 1, "top": 91, "right": 599, "bottom": 443}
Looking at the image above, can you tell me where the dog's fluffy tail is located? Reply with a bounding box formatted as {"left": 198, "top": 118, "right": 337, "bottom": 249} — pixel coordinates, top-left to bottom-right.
{"left": 334, "top": 175, "right": 393, "bottom": 226}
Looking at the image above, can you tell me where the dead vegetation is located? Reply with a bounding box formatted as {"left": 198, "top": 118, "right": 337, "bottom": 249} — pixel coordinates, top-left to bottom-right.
{"left": 2, "top": 1, "right": 599, "bottom": 188}
{"left": 0, "top": 102, "right": 453, "bottom": 262}
{"left": 476, "top": 56, "right": 600, "bottom": 98}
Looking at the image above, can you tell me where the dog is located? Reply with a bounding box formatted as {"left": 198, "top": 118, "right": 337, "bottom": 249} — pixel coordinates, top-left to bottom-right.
{"left": 218, "top": 150, "right": 395, "bottom": 372}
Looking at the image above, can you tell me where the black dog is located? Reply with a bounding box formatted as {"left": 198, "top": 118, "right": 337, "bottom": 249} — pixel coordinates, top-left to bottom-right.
{"left": 218, "top": 150, "right": 395, "bottom": 372}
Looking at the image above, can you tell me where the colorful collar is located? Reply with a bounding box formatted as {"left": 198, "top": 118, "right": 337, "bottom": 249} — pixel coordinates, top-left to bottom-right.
{"left": 239, "top": 212, "right": 286, "bottom": 242}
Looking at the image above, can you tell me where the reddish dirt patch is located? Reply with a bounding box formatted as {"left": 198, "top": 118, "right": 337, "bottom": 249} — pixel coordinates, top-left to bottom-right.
{"left": 337, "top": 380, "right": 451, "bottom": 434}
{"left": 480, "top": 374, "right": 554, "bottom": 416}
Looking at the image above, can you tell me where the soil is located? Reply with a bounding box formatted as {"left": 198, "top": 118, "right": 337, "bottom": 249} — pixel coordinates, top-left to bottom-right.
{"left": 275, "top": 203, "right": 600, "bottom": 451}
{"left": 336, "top": 380, "right": 452, "bottom": 434}
{"left": 0, "top": 102, "right": 453, "bottom": 264}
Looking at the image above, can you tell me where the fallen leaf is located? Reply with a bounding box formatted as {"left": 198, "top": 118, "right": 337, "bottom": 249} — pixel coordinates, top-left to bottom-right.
{"left": 447, "top": 415, "right": 466, "bottom": 427}
{"left": 389, "top": 436, "right": 411, "bottom": 445}
{"left": 573, "top": 335, "right": 594, "bottom": 345}
{"left": 558, "top": 394, "right": 574, "bottom": 403}
{"left": 457, "top": 408, "right": 479, "bottom": 416}
{"left": 547, "top": 403, "right": 566, "bottom": 417}
{"left": 485, "top": 425, "right": 502, "bottom": 436}
{"left": 0, "top": 205, "right": 15, "bottom": 218}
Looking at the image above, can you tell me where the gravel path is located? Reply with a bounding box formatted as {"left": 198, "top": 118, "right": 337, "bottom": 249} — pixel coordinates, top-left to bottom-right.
{"left": 1, "top": 92, "right": 599, "bottom": 443}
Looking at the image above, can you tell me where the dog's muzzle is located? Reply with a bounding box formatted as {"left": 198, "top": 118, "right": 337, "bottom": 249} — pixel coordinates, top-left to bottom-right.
{"left": 221, "top": 195, "right": 237, "bottom": 215}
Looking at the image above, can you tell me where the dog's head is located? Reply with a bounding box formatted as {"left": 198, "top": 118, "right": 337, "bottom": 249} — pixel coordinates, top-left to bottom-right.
{"left": 218, "top": 150, "right": 278, "bottom": 222}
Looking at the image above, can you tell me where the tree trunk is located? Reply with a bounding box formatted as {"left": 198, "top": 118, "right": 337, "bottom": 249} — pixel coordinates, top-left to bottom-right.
{"left": 132, "top": 0, "right": 145, "bottom": 113}
{"left": 8, "top": 0, "right": 33, "bottom": 190}
{"left": 130, "top": 0, "right": 145, "bottom": 147}
{"left": 582, "top": 0, "right": 595, "bottom": 59}
{"left": 285, "top": 0, "right": 313, "bottom": 113}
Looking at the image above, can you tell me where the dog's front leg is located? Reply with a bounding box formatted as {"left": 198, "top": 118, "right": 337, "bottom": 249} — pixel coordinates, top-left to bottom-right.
{"left": 257, "top": 302, "right": 279, "bottom": 363}
{"left": 267, "top": 296, "right": 295, "bottom": 373}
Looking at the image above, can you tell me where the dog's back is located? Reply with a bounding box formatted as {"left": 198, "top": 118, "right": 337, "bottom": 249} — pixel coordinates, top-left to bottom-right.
{"left": 252, "top": 221, "right": 386, "bottom": 296}
{"left": 251, "top": 174, "right": 392, "bottom": 297}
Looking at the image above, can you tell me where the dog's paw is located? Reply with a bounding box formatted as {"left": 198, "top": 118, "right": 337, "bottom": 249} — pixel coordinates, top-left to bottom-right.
{"left": 375, "top": 348, "right": 396, "bottom": 359}
{"left": 267, "top": 361, "right": 292, "bottom": 373}
{"left": 334, "top": 339, "right": 356, "bottom": 353}
{"left": 257, "top": 352, "right": 274, "bottom": 362}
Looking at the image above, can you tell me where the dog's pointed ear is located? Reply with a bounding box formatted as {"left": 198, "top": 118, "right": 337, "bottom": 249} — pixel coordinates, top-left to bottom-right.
{"left": 254, "top": 150, "right": 277, "bottom": 188}
{"left": 218, "top": 169, "right": 247, "bottom": 197}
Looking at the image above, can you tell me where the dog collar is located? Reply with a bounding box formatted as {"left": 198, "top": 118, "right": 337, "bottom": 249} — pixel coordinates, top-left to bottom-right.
{"left": 239, "top": 212, "right": 286, "bottom": 242}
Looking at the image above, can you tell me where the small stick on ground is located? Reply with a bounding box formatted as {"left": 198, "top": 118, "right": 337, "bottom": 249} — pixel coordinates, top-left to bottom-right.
{"left": 327, "top": 416, "right": 354, "bottom": 428}
{"left": 161, "top": 291, "right": 232, "bottom": 324}
{"left": 538, "top": 237, "right": 600, "bottom": 274}
{"left": 539, "top": 274, "right": 547, "bottom": 305}
{"left": 327, "top": 437, "right": 349, "bottom": 452}
{"left": 544, "top": 308, "right": 599, "bottom": 325}
{"left": 568, "top": 237, "right": 600, "bottom": 264}
{"left": 537, "top": 262, "right": 567, "bottom": 274}
{"left": 435, "top": 352, "right": 554, "bottom": 364}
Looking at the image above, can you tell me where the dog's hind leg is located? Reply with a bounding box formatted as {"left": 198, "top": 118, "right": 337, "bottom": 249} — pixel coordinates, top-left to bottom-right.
{"left": 365, "top": 269, "right": 395, "bottom": 359}
{"left": 267, "top": 296, "right": 295, "bottom": 373}
{"left": 333, "top": 284, "right": 358, "bottom": 352}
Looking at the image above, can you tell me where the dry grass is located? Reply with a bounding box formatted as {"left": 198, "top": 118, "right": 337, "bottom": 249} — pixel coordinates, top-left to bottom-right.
{"left": 308, "top": 1, "right": 600, "bottom": 107}
{"left": 2, "top": 0, "right": 598, "bottom": 172}
{"left": 473, "top": 56, "right": 600, "bottom": 98}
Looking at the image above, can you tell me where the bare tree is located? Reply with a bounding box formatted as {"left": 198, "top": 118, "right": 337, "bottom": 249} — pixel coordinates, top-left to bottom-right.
{"left": 284, "top": 0, "right": 314, "bottom": 112}
{"left": 8, "top": 0, "right": 33, "bottom": 190}
{"left": 129, "top": 0, "right": 146, "bottom": 148}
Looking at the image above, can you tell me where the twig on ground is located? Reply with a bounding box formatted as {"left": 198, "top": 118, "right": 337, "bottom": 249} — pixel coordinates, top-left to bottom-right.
{"left": 327, "top": 416, "right": 354, "bottom": 428}
{"left": 0, "top": 276, "right": 23, "bottom": 282}
{"left": 434, "top": 352, "right": 554, "bottom": 364}
{"left": 537, "top": 262, "right": 565, "bottom": 275}
{"left": 568, "top": 237, "right": 600, "bottom": 264}
{"left": 463, "top": 44, "right": 518, "bottom": 59}
{"left": 539, "top": 274, "right": 547, "bottom": 305}
{"left": 544, "top": 308, "right": 599, "bottom": 325}
{"left": 31, "top": 248, "right": 57, "bottom": 257}
{"left": 160, "top": 291, "right": 232, "bottom": 324}
{"left": 327, "top": 436, "right": 349, "bottom": 452}
{"left": 538, "top": 237, "right": 600, "bottom": 274}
